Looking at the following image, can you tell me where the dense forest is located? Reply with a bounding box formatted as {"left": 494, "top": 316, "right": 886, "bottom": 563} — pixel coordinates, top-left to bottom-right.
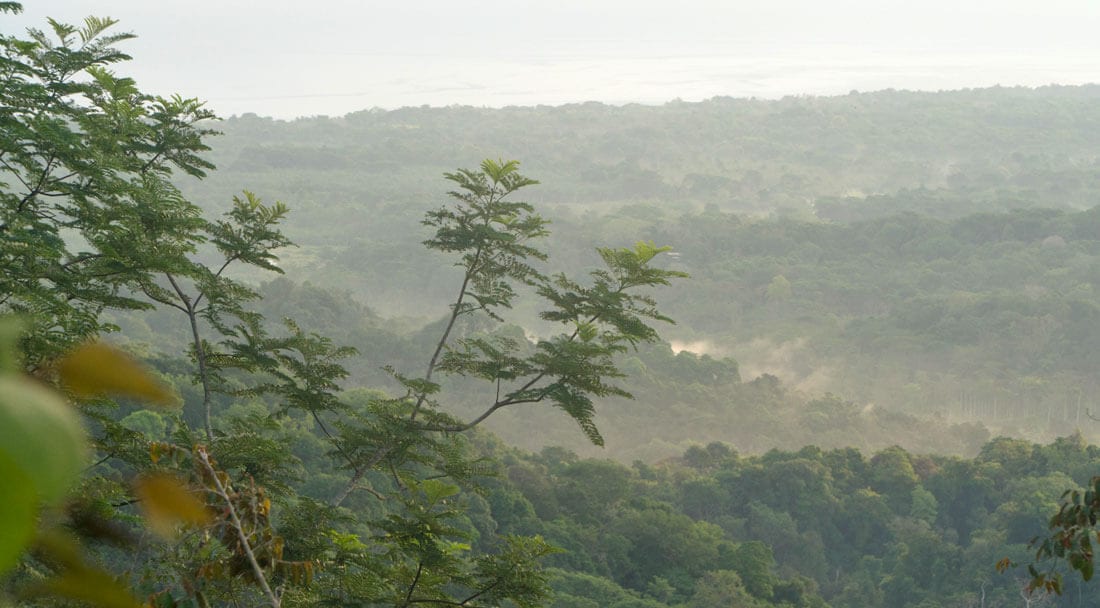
{"left": 5, "top": 5, "right": 1100, "bottom": 608}
{"left": 162, "top": 85, "right": 1100, "bottom": 455}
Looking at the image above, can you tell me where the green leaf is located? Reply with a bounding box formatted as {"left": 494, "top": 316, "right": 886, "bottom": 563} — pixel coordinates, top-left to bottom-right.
{"left": 421, "top": 479, "right": 460, "bottom": 505}
{"left": 0, "top": 450, "right": 37, "bottom": 574}
{"left": 0, "top": 376, "right": 88, "bottom": 504}
{"left": 576, "top": 321, "right": 598, "bottom": 343}
{"left": 442, "top": 540, "right": 472, "bottom": 555}
{"left": 1051, "top": 573, "right": 1064, "bottom": 595}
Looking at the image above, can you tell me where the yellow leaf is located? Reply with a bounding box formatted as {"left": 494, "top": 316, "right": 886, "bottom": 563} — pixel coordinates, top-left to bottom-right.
{"left": 57, "top": 342, "right": 175, "bottom": 406}
{"left": 133, "top": 474, "right": 211, "bottom": 538}
{"left": 33, "top": 566, "right": 142, "bottom": 608}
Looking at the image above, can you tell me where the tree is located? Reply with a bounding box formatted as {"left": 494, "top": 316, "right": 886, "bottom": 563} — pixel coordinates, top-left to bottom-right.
{"left": 869, "top": 446, "right": 920, "bottom": 513}
{"left": 245, "top": 159, "right": 686, "bottom": 605}
{"left": 765, "top": 274, "right": 792, "bottom": 302}
{"left": 273, "top": 159, "right": 689, "bottom": 509}
{"left": 686, "top": 570, "right": 764, "bottom": 608}
{"left": 135, "top": 191, "right": 292, "bottom": 440}
{"left": 0, "top": 4, "right": 216, "bottom": 368}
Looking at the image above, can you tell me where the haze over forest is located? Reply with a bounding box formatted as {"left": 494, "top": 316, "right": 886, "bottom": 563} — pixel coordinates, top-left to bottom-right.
{"left": 6, "top": 3, "right": 1100, "bottom": 608}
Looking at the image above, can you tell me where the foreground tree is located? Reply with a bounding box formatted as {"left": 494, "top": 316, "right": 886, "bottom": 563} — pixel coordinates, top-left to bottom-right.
{"left": 215, "top": 160, "right": 686, "bottom": 605}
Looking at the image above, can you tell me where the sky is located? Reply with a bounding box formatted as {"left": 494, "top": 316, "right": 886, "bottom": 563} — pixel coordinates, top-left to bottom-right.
{"left": 7, "top": 1, "right": 1100, "bottom": 119}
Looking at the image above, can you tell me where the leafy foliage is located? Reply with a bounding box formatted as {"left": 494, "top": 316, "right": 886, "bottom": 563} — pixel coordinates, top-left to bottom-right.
{"left": 1021, "top": 476, "right": 1100, "bottom": 596}
{"left": 0, "top": 8, "right": 215, "bottom": 367}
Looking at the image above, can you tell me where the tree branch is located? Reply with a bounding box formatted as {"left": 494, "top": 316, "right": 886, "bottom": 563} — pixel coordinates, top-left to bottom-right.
{"left": 401, "top": 562, "right": 423, "bottom": 608}
{"left": 196, "top": 447, "right": 281, "bottom": 608}
{"left": 139, "top": 283, "right": 190, "bottom": 314}
{"left": 410, "top": 242, "right": 484, "bottom": 421}
{"left": 193, "top": 253, "right": 241, "bottom": 309}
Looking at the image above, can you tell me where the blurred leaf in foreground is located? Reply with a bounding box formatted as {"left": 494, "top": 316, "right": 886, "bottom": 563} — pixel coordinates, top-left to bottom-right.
{"left": 0, "top": 376, "right": 88, "bottom": 504}
{"left": 0, "top": 451, "right": 37, "bottom": 574}
{"left": 57, "top": 342, "right": 176, "bottom": 406}
{"left": 133, "top": 473, "right": 212, "bottom": 538}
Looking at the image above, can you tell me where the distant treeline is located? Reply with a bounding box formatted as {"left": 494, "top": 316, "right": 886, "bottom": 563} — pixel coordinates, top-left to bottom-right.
{"left": 184, "top": 84, "right": 1100, "bottom": 222}
{"left": 153, "top": 85, "right": 1100, "bottom": 452}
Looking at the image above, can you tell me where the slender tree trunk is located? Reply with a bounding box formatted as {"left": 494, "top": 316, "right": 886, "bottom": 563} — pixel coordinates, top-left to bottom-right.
{"left": 186, "top": 308, "right": 214, "bottom": 442}
{"left": 165, "top": 273, "right": 214, "bottom": 441}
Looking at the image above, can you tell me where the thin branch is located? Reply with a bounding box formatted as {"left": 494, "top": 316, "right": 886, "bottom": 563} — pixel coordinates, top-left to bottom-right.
{"left": 332, "top": 445, "right": 396, "bottom": 507}
{"left": 110, "top": 498, "right": 141, "bottom": 508}
{"left": 167, "top": 272, "right": 214, "bottom": 441}
{"left": 49, "top": 170, "right": 79, "bottom": 183}
{"left": 332, "top": 467, "right": 366, "bottom": 507}
{"left": 61, "top": 253, "right": 104, "bottom": 268}
{"left": 17, "top": 154, "right": 58, "bottom": 211}
{"left": 139, "top": 283, "right": 190, "bottom": 314}
{"left": 389, "top": 462, "right": 407, "bottom": 490}
{"left": 213, "top": 254, "right": 241, "bottom": 279}
{"left": 420, "top": 396, "right": 545, "bottom": 434}
{"left": 194, "top": 253, "right": 241, "bottom": 309}
{"left": 506, "top": 313, "right": 594, "bottom": 396}
{"left": 164, "top": 273, "right": 193, "bottom": 310}
{"left": 83, "top": 451, "right": 115, "bottom": 472}
{"left": 196, "top": 447, "right": 281, "bottom": 608}
{"left": 1, "top": 157, "right": 36, "bottom": 195}
{"left": 410, "top": 242, "right": 484, "bottom": 421}
{"left": 139, "top": 149, "right": 165, "bottom": 175}
{"left": 401, "top": 562, "right": 423, "bottom": 608}
{"left": 308, "top": 409, "right": 373, "bottom": 491}
{"left": 358, "top": 484, "right": 387, "bottom": 501}
{"left": 459, "top": 577, "right": 502, "bottom": 605}
{"left": 419, "top": 304, "right": 609, "bottom": 433}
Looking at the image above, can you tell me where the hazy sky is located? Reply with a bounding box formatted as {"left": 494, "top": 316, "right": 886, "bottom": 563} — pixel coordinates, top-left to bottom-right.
{"left": 8, "top": 1, "right": 1100, "bottom": 118}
